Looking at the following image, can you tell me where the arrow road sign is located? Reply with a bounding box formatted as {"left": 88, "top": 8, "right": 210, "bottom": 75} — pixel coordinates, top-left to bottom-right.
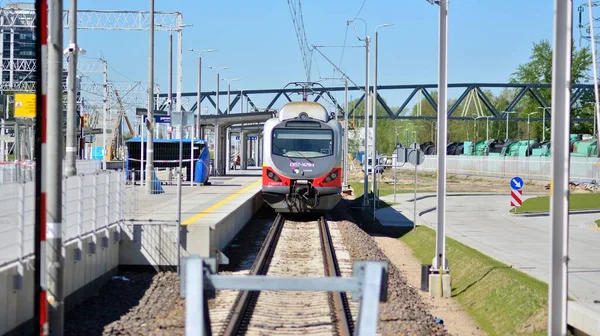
{"left": 510, "top": 176, "right": 524, "bottom": 190}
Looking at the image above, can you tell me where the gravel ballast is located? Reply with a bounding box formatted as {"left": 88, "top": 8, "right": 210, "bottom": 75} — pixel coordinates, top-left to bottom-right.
{"left": 65, "top": 204, "right": 450, "bottom": 335}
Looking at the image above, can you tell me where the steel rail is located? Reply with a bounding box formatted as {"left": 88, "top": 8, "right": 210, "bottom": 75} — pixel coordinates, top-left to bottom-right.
{"left": 319, "top": 216, "right": 353, "bottom": 336}
{"left": 222, "top": 213, "right": 285, "bottom": 335}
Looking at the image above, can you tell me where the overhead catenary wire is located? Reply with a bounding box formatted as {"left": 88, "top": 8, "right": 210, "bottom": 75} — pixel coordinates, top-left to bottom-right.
{"left": 287, "top": 0, "right": 313, "bottom": 81}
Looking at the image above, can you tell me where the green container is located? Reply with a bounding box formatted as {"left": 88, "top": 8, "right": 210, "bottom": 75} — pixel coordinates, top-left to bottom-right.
{"left": 462, "top": 141, "right": 474, "bottom": 155}
{"left": 474, "top": 140, "right": 489, "bottom": 156}
{"left": 572, "top": 138, "right": 598, "bottom": 157}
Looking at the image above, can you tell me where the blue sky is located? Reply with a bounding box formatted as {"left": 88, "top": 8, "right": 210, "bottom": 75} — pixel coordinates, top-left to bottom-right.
{"left": 57, "top": 0, "right": 595, "bottom": 110}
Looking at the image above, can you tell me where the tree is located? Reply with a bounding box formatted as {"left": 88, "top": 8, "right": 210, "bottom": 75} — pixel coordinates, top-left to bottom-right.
{"left": 509, "top": 39, "right": 594, "bottom": 138}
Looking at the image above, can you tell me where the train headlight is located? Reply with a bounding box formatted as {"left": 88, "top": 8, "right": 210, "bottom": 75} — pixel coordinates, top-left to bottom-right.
{"left": 267, "top": 169, "right": 282, "bottom": 182}
{"left": 323, "top": 170, "right": 339, "bottom": 183}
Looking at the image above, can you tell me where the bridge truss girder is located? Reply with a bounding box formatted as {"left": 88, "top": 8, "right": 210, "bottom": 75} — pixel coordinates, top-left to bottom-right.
{"left": 156, "top": 83, "right": 596, "bottom": 122}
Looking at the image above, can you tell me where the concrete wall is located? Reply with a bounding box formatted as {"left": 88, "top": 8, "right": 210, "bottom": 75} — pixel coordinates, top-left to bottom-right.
{"left": 0, "top": 225, "right": 120, "bottom": 335}
{"left": 119, "top": 189, "right": 263, "bottom": 268}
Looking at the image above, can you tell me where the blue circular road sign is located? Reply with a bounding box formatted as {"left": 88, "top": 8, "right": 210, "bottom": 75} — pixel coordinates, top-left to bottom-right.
{"left": 510, "top": 176, "right": 524, "bottom": 190}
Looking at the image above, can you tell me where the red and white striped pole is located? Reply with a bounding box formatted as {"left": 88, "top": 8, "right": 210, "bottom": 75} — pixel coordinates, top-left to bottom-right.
{"left": 34, "top": 0, "right": 48, "bottom": 334}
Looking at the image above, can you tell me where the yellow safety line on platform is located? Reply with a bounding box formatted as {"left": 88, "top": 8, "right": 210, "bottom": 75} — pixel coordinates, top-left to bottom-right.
{"left": 182, "top": 179, "right": 262, "bottom": 226}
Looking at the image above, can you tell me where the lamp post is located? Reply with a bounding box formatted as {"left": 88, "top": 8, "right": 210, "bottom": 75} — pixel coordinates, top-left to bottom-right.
{"left": 65, "top": 0, "right": 87, "bottom": 176}
{"left": 208, "top": 66, "right": 228, "bottom": 176}
{"left": 348, "top": 17, "right": 370, "bottom": 207}
{"left": 155, "top": 23, "right": 190, "bottom": 139}
{"left": 503, "top": 111, "right": 517, "bottom": 140}
{"left": 189, "top": 49, "right": 216, "bottom": 140}
{"left": 424, "top": 0, "right": 450, "bottom": 295}
{"left": 537, "top": 106, "right": 551, "bottom": 142}
{"left": 527, "top": 112, "right": 538, "bottom": 146}
{"left": 372, "top": 23, "right": 393, "bottom": 195}
{"left": 483, "top": 116, "right": 492, "bottom": 141}
{"left": 475, "top": 116, "right": 485, "bottom": 142}
{"left": 223, "top": 78, "right": 240, "bottom": 114}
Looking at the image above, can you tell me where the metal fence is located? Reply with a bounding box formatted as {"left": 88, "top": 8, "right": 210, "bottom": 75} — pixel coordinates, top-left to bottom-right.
{"left": 0, "top": 169, "right": 124, "bottom": 267}
{"left": 0, "top": 159, "right": 102, "bottom": 184}
{"left": 123, "top": 168, "right": 185, "bottom": 268}
{"left": 392, "top": 155, "right": 600, "bottom": 182}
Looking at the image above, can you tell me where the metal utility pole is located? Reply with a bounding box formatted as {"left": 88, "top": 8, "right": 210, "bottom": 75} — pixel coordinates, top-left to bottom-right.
{"left": 549, "top": 0, "right": 572, "bottom": 333}
{"left": 196, "top": 55, "right": 201, "bottom": 138}
{"left": 527, "top": 112, "right": 538, "bottom": 146}
{"left": 362, "top": 35, "right": 370, "bottom": 208}
{"left": 34, "top": 0, "right": 48, "bottom": 334}
{"left": 188, "top": 49, "right": 215, "bottom": 140}
{"left": 504, "top": 111, "right": 516, "bottom": 140}
{"left": 427, "top": 0, "right": 450, "bottom": 289}
{"left": 146, "top": 0, "right": 155, "bottom": 193}
{"left": 538, "top": 107, "right": 550, "bottom": 142}
{"left": 47, "top": 0, "right": 64, "bottom": 332}
{"left": 372, "top": 23, "right": 392, "bottom": 197}
{"left": 65, "top": 0, "right": 79, "bottom": 176}
{"left": 102, "top": 59, "right": 108, "bottom": 170}
{"left": 168, "top": 30, "right": 173, "bottom": 137}
{"left": 343, "top": 77, "right": 349, "bottom": 188}
{"left": 225, "top": 78, "right": 239, "bottom": 114}
{"left": 588, "top": 0, "right": 600, "bottom": 155}
{"left": 208, "top": 66, "right": 228, "bottom": 175}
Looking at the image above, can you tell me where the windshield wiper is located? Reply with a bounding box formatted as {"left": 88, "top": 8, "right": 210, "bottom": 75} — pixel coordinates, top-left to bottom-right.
{"left": 273, "top": 144, "right": 296, "bottom": 162}
{"left": 292, "top": 150, "right": 313, "bottom": 164}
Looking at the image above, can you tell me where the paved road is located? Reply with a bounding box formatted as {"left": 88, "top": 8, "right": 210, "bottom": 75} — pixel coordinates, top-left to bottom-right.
{"left": 377, "top": 192, "right": 600, "bottom": 306}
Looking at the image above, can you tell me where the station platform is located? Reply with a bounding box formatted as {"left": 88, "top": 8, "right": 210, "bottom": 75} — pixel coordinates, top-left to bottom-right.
{"left": 120, "top": 169, "right": 263, "bottom": 268}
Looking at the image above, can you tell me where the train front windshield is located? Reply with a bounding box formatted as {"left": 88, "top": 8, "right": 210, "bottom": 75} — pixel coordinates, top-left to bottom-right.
{"left": 272, "top": 129, "right": 333, "bottom": 158}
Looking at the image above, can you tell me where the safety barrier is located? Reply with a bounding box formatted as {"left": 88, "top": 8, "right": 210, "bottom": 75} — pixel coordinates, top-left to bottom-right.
{"left": 0, "top": 159, "right": 102, "bottom": 184}
{"left": 0, "top": 169, "right": 124, "bottom": 267}
{"left": 121, "top": 168, "right": 185, "bottom": 270}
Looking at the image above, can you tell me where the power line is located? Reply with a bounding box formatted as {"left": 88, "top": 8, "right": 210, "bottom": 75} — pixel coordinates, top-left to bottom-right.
{"left": 351, "top": 0, "right": 367, "bottom": 22}
{"left": 338, "top": 0, "right": 367, "bottom": 71}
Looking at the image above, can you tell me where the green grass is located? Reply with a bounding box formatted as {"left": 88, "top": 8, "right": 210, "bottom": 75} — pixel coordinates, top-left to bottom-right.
{"left": 516, "top": 193, "right": 600, "bottom": 213}
{"left": 400, "top": 226, "right": 548, "bottom": 336}
{"left": 596, "top": 219, "right": 600, "bottom": 228}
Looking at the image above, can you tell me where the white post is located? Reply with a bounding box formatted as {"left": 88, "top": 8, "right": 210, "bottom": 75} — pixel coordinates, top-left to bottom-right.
{"left": 431, "top": 0, "right": 450, "bottom": 293}
{"left": 548, "top": 0, "right": 572, "bottom": 333}
{"left": 190, "top": 127, "right": 195, "bottom": 186}
{"left": 141, "top": 119, "right": 145, "bottom": 186}
{"left": 588, "top": 0, "right": 600, "bottom": 150}
{"left": 362, "top": 36, "right": 370, "bottom": 207}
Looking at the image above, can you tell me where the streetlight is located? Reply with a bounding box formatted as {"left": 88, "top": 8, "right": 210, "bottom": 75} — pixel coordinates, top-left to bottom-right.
{"left": 527, "top": 112, "right": 539, "bottom": 147}
{"left": 371, "top": 23, "right": 393, "bottom": 194}
{"left": 208, "top": 65, "right": 228, "bottom": 176}
{"left": 423, "top": 0, "right": 450, "bottom": 295}
{"left": 481, "top": 116, "right": 492, "bottom": 141}
{"left": 189, "top": 48, "right": 217, "bottom": 139}
{"left": 154, "top": 23, "right": 191, "bottom": 140}
{"left": 537, "top": 106, "right": 551, "bottom": 142}
{"left": 503, "top": 111, "right": 517, "bottom": 140}
{"left": 222, "top": 78, "right": 240, "bottom": 114}
{"left": 475, "top": 116, "right": 485, "bottom": 142}
{"left": 348, "top": 17, "right": 370, "bottom": 207}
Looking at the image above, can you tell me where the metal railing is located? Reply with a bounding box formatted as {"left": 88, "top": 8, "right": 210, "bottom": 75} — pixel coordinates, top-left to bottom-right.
{"left": 0, "top": 169, "right": 125, "bottom": 267}
{"left": 181, "top": 256, "right": 389, "bottom": 336}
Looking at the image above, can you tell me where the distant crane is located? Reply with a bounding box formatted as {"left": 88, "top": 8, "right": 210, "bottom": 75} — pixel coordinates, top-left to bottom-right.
{"left": 107, "top": 89, "right": 135, "bottom": 161}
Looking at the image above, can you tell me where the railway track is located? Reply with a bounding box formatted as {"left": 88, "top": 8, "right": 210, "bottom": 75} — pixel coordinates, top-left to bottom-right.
{"left": 220, "top": 214, "right": 354, "bottom": 335}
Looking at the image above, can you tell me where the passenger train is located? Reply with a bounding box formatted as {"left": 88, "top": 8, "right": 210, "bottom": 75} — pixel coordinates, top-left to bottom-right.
{"left": 262, "top": 101, "right": 343, "bottom": 213}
